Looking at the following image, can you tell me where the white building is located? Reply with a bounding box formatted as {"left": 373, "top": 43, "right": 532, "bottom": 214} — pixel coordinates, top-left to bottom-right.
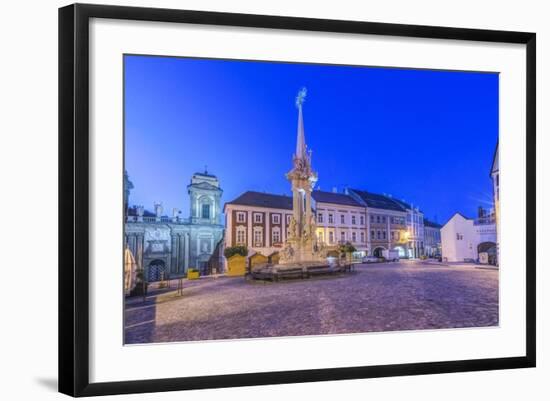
{"left": 441, "top": 212, "right": 496, "bottom": 263}
{"left": 490, "top": 142, "right": 500, "bottom": 265}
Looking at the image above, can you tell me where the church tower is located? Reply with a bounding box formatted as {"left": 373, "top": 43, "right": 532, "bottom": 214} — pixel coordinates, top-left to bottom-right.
{"left": 187, "top": 169, "right": 223, "bottom": 225}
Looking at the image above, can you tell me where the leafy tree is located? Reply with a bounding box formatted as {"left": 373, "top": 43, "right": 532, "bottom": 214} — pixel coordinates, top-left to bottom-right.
{"left": 224, "top": 245, "right": 248, "bottom": 258}
{"left": 338, "top": 242, "right": 357, "bottom": 256}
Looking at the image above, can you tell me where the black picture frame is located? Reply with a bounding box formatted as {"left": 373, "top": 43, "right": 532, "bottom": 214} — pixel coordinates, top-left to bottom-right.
{"left": 59, "top": 3, "right": 536, "bottom": 397}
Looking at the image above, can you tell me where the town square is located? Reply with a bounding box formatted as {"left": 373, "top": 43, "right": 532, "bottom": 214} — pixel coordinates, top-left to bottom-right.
{"left": 125, "top": 261, "right": 498, "bottom": 344}
{"left": 123, "top": 55, "right": 499, "bottom": 344}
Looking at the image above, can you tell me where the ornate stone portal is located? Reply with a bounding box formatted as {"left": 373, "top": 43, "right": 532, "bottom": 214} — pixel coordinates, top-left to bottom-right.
{"left": 278, "top": 88, "right": 326, "bottom": 266}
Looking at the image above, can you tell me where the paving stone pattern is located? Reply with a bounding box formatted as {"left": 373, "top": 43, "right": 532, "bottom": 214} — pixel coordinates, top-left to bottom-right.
{"left": 125, "top": 261, "right": 498, "bottom": 344}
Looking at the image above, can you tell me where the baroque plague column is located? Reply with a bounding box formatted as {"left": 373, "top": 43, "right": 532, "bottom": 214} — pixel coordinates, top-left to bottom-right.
{"left": 279, "top": 88, "right": 324, "bottom": 265}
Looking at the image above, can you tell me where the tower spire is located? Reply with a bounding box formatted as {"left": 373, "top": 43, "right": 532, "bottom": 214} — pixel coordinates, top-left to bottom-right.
{"left": 295, "top": 87, "right": 307, "bottom": 160}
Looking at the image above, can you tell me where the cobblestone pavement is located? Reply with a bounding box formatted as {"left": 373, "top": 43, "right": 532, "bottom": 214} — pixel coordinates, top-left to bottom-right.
{"left": 125, "top": 261, "right": 498, "bottom": 344}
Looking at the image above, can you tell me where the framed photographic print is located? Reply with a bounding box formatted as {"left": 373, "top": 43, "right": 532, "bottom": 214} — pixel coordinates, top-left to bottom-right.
{"left": 58, "top": 3, "right": 536, "bottom": 397}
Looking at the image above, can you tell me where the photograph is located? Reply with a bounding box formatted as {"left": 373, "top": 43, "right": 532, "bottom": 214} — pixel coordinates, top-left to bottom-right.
{"left": 123, "top": 54, "right": 500, "bottom": 345}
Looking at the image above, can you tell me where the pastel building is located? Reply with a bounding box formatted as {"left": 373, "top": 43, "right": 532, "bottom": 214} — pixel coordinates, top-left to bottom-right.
{"left": 423, "top": 218, "right": 442, "bottom": 257}
{"left": 224, "top": 188, "right": 428, "bottom": 261}
{"left": 441, "top": 212, "right": 496, "bottom": 263}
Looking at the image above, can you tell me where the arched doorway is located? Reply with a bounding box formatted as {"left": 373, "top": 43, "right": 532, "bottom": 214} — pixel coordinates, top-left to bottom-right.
{"left": 197, "top": 254, "right": 211, "bottom": 275}
{"left": 147, "top": 259, "right": 166, "bottom": 282}
{"left": 477, "top": 241, "right": 497, "bottom": 265}
{"left": 373, "top": 247, "right": 385, "bottom": 258}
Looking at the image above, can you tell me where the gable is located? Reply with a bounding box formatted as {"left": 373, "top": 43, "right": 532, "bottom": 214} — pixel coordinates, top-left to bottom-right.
{"left": 491, "top": 142, "right": 499, "bottom": 175}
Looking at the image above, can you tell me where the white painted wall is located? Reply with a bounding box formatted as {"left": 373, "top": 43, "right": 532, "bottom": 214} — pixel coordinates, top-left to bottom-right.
{"left": 441, "top": 214, "right": 497, "bottom": 262}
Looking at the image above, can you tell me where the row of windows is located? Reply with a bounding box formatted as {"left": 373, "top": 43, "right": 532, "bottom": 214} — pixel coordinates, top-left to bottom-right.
{"left": 318, "top": 231, "right": 366, "bottom": 244}
{"left": 237, "top": 227, "right": 413, "bottom": 246}
{"left": 237, "top": 226, "right": 377, "bottom": 246}
{"left": 235, "top": 226, "right": 286, "bottom": 247}
{"left": 369, "top": 230, "right": 405, "bottom": 241}
{"left": 425, "top": 230, "right": 441, "bottom": 239}
{"left": 236, "top": 212, "right": 291, "bottom": 225}
{"left": 237, "top": 210, "right": 411, "bottom": 228}
{"left": 317, "top": 213, "right": 365, "bottom": 225}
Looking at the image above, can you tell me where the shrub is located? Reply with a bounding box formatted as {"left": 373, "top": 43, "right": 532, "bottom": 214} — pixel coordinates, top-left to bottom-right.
{"left": 338, "top": 242, "right": 357, "bottom": 255}
{"left": 224, "top": 245, "right": 248, "bottom": 258}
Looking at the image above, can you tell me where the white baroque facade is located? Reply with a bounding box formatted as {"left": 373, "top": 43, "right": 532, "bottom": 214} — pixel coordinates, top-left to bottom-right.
{"left": 125, "top": 171, "right": 224, "bottom": 281}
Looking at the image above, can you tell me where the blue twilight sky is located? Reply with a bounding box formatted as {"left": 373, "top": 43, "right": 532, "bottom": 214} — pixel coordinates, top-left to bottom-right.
{"left": 124, "top": 55, "right": 498, "bottom": 224}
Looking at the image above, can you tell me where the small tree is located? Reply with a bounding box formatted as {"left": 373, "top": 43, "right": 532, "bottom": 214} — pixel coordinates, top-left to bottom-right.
{"left": 338, "top": 242, "right": 357, "bottom": 261}
{"left": 224, "top": 245, "right": 248, "bottom": 259}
